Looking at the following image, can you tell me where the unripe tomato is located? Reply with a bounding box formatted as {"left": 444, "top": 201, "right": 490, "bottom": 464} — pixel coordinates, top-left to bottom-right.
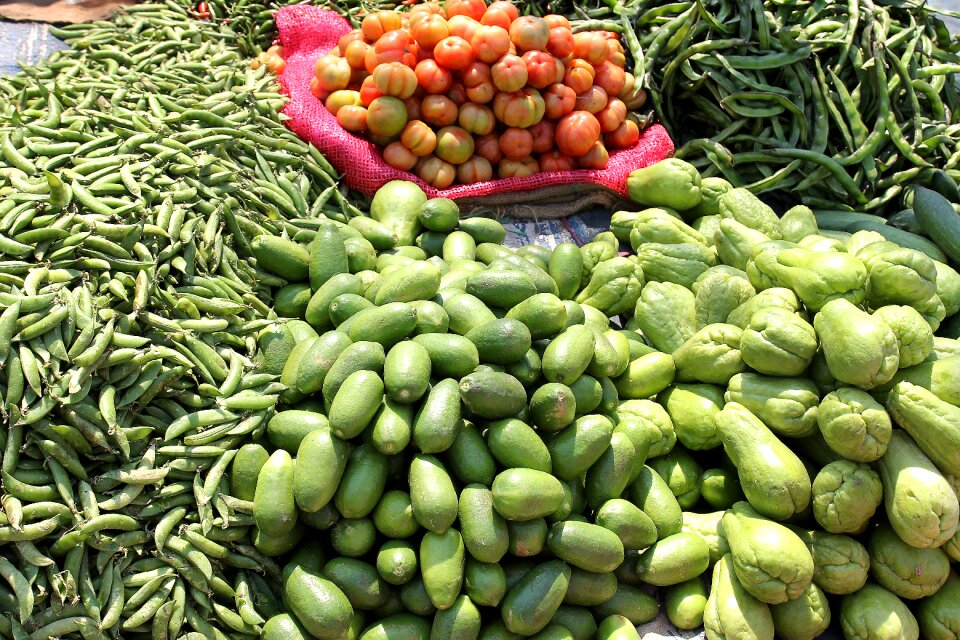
{"left": 418, "top": 155, "right": 456, "bottom": 188}
{"left": 310, "top": 77, "right": 330, "bottom": 102}
{"left": 315, "top": 55, "right": 351, "bottom": 92}
{"left": 539, "top": 150, "right": 576, "bottom": 172}
{"left": 360, "top": 75, "right": 383, "bottom": 106}
{"left": 472, "top": 25, "right": 511, "bottom": 63}
{"left": 415, "top": 59, "right": 453, "bottom": 94}
{"left": 491, "top": 54, "right": 528, "bottom": 93}
{"left": 326, "top": 90, "right": 363, "bottom": 116}
{"left": 547, "top": 27, "right": 574, "bottom": 59}
{"left": 421, "top": 95, "right": 459, "bottom": 127}
{"left": 411, "top": 14, "right": 449, "bottom": 49}
{"left": 575, "top": 85, "right": 608, "bottom": 114}
{"left": 475, "top": 133, "right": 504, "bottom": 164}
{"left": 373, "top": 62, "right": 419, "bottom": 99}
{"left": 433, "top": 36, "right": 475, "bottom": 71}
{"left": 499, "top": 127, "right": 534, "bottom": 161}
{"left": 493, "top": 88, "right": 545, "bottom": 128}
{"left": 606, "top": 40, "right": 626, "bottom": 68}
{"left": 338, "top": 30, "right": 364, "bottom": 54}
{"left": 344, "top": 40, "right": 371, "bottom": 70}
{"left": 337, "top": 105, "right": 368, "bottom": 132}
{"left": 572, "top": 32, "right": 608, "bottom": 65}
{"left": 401, "top": 120, "right": 438, "bottom": 156}
{"left": 593, "top": 61, "right": 626, "bottom": 97}
{"left": 447, "top": 15, "right": 481, "bottom": 42}
{"left": 556, "top": 111, "right": 601, "bottom": 157}
{"left": 605, "top": 119, "right": 640, "bottom": 148}
{"left": 564, "top": 59, "right": 596, "bottom": 95}
{"left": 487, "top": 1, "right": 519, "bottom": 22}
{"left": 383, "top": 141, "right": 419, "bottom": 171}
{"left": 447, "top": 82, "right": 469, "bottom": 106}
{"left": 597, "top": 97, "right": 627, "bottom": 132}
{"left": 458, "top": 103, "right": 496, "bottom": 135}
{"left": 499, "top": 156, "right": 539, "bottom": 178}
{"left": 367, "top": 96, "right": 408, "bottom": 137}
{"left": 577, "top": 141, "right": 609, "bottom": 169}
{"left": 404, "top": 95, "right": 423, "bottom": 121}
{"left": 466, "top": 81, "right": 496, "bottom": 104}
{"left": 362, "top": 11, "right": 404, "bottom": 41}
{"left": 435, "top": 125, "right": 475, "bottom": 164}
{"left": 457, "top": 155, "right": 493, "bottom": 183}
{"left": 479, "top": 7, "right": 512, "bottom": 30}
{"left": 619, "top": 73, "right": 647, "bottom": 109}
{"left": 522, "top": 51, "right": 564, "bottom": 89}
{"left": 543, "top": 14, "right": 570, "bottom": 29}
{"left": 543, "top": 83, "right": 576, "bottom": 119}
{"left": 444, "top": 0, "right": 486, "bottom": 21}
{"left": 509, "top": 16, "right": 549, "bottom": 52}
{"left": 528, "top": 119, "right": 555, "bottom": 153}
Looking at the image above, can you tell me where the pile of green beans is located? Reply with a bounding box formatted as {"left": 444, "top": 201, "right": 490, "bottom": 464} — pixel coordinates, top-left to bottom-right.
{"left": 0, "top": 1, "right": 368, "bottom": 637}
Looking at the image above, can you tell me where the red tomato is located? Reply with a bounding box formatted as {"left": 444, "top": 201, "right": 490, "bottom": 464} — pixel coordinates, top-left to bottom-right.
{"left": 593, "top": 61, "right": 626, "bottom": 97}
{"left": 471, "top": 25, "right": 511, "bottom": 63}
{"left": 475, "top": 133, "right": 504, "bottom": 164}
{"left": 539, "top": 150, "right": 576, "bottom": 172}
{"left": 196, "top": 2, "right": 211, "bottom": 19}
{"left": 368, "top": 30, "right": 418, "bottom": 72}
{"left": 556, "top": 110, "right": 601, "bottom": 157}
{"left": 418, "top": 155, "right": 457, "bottom": 187}
{"left": 597, "top": 97, "right": 627, "bottom": 132}
{"left": 522, "top": 51, "right": 564, "bottom": 89}
{"left": 410, "top": 2, "right": 447, "bottom": 21}
{"left": 404, "top": 95, "right": 424, "bottom": 120}
{"left": 359, "top": 75, "right": 384, "bottom": 106}
{"left": 421, "top": 95, "right": 460, "bottom": 126}
{"left": 447, "top": 15, "right": 481, "bottom": 42}
{"left": 499, "top": 127, "right": 533, "bottom": 161}
{"left": 528, "top": 119, "right": 555, "bottom": 153}
{"left": 462, "top": 61, "right": 492, "bottom": 87}
{"left": 605, "top": 119, "right": 640, "bottom": 149}
{"left": 457, "top": 155, "right": 493, "bottom": 183}
{"left": 444, "top": 0, "right": 486, "bottom": 20}
{"left": 433, "top": 36, "right": 475, "bottom": 71}
{"left": 486, "top": 1, "right": 519, "bottom": 22}
{"left": 498, "top": 156, "right": 539, "bottom": 178}
{"left": 325, "top": 90, "right": 363, "bottom": 116}
{"left": 367, "top": 96, "right": 408, "bottom": 137}
{"left": 509, "top": 16, "right": 549, "bottom": 52}
{"left": 479, "top": 7, "right": 512, "bottom": 30}
{"left": 315, "top": 55, "right": 352, "bottom": 92}
{"left": 491, "top": 54, "right": 528, "bottom": 93}
{"left": 543, "top": 15, "right": 570, "bottom": 29}
{"left": 575, "top": 85, "right": 608, "bottom": 114}
{"left": 543, "top": 82, "right": 576, "bottom": 119}
{"left": 466, "top": 81, "right": 496, "bottom": 104}
{"left": 447, "top": 82, "right": 469, "bottom": 106}
{"left": 564, "top": 59, "right": 596, "bottom": 94}
{"left": 344, "top": 40, "right": 371, "bottom": 70}
{"left": 547, "top": 27, "right": 574, "bottom": 59}
{"left": 492, "top": 88, "right": 545, "bottom": 128}
{"left": 411, "top": 14, "right": 449, "bottom": 49}
{"left": 401, "top": 120, "right": 438, "bottom": 156}
{"left": 338, "top": 30, "right": 364, "bottom": 56}
{"left": 577, "top": 141, "right": 609, "bottom": 169}
{"left": 415, "top": 59, "right": 453, "bottom": 94}
{"left": 337, "top": 105, "right": 368, "bottom": 132}
{"left": 383, "top": 141, "right": 419, "bottom": 171}
{"left": 373, "top": 62, "right": 419, "bottom": 99}
{"left": 572, "top": 32, "right": 608, "bottom": 65}
{"left": 458, "top": 103, "right": 496, "bottom": 135}
{"left": 435, "top": 125, "right": 475, "bottom": 164}
{"left": 362, "top": 11, "right": 404, "bottom": 41}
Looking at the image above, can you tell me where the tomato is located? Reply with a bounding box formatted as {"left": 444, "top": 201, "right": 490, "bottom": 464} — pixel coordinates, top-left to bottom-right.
{"left": 310, "top": 77, "right": 330, "bottom": 102}
{"left": 338, "top": 30, "right": 364, "bottom": 56}
{"left": 362, "top": 11, "right": 404, "bottom": 41}
{"left": 368, "top": 30, "right": 418, "bottom": 72}
{"left": 435, "top": 125, "right": 475, "bottom": 164}
{"left": 400, "top": 120, "right": 438, "bottom": 156}
{"left": 543, "top": 82, "right": 576, "bottom": 119}
{"left": 344, "top": 40, "right": 371, "bottom": 70}
{"left": 466, "top": 81, "right": 496, "bottom": 104}
{"left": 458, "top": 103, "right": 495, "bottom": 135}
{"left": 457, "top": 155, "right": 493, "bottom": 183}
{"left": 325, "top": 90, "right": 363, "bottom": 116}
{"left": 479, "top": 7, "right": 512, "bottom": 29}
{"left": 373, "top": 62, "right": 419, "bottom": 99}
{"left": 491, "top": 54, "right": 528, "bottom": 92}
{"left": 410, "top": 2, "right": 446, "bottom": 21}
{"left": 556, "top": 111, "right": 601, "bottom": 157}
{"left": 498, "top": 156, "right": 539, "bottom": 178}
{"left": 547, "top": 27, "right": 574, "bottom": 59}
{"left": 509, "top": 16, "right": 549, "bottom": 52}
{"left": 492, "top": 87, "right": 545, "bottom": 128}
{"left": 415, "top": 59, "right": 453, "bottom": 94}
{"left": 475, "top": 133, "right": 504, "bottom": 164}
{"left": 433, "top": 36, "right": 475, "bottom": 71}
{"left": 539, "top": 150, "right": 576, "bottom": 172}
{"left": 577, "top": 141, "right": 609, "bottom": 169}
{"left": 404, "top": 95, "right": 423, "bottom": 120}
{"left": 444, "top": 0, "right": 487, "bottom": 21}
{"left": 486, "top": 1, "right": 519, "bottom": 22}
{"left": 421, "top": 95, "right": 460, "bottom": 127}
{"left": 593, "top": 61, "right": 626, "bottom": 97}
{"left": 418, "top": 155, "right": 457, "bottom": 187}
{"left": 605, "top": 119, "right": 640, "bottom": 149}
{"left": 522, "top": 51, "right": 564, "bottom": 89}
{"left": 543, "top": 14, "right": 570, "bottom": 29}
{"left": 447, "top": 15, "right": 481, "bottom": 42}
{"left": 269, "top": 56, "right": 287, "bottom": 74}
{"left": 528, "top": 119, "right": 555, "bottom": 153}
{"left": 411, "top": 14, "right": 449, "bottom": 49}
{"left": 337, "top": 105, "right": 368, "bottom": 132}
{"left": 575, "top": 85, "right": 608, "bottom": 113}
{"left": 563, "top": 59, "right": 595, "bottom": 94}
{"left": 597, "top": 97, "right": 626, "bottom": 132}
{"left": 471, "top": 25, "right": 511, "bottom": 63}
{"left": 572, "top": 32, "right": 608, "bottom": 65}
{"left": 315, "top": 55, "right": 352, "bottom": 92}
{"left": 606, "top": 40, "right": 626, "bottom": 68}
{"left": 499, "top": 127, "right": 533, "bottom": 161}
{"left": 359, "top": 75, "right": 383, "bottom": 106}
{"left": 447, "top": 82, "right": 469, "bottom": 106}
{"left": 383, "top": 141, "right": 419, "bottom": 171}
{"left": 367, "top": 96, "right": 409, "bottom": 137}
{"left": 619, "top": 73, "right": 647, "bottom": 109}
{"left": 462, "top": 61, "right": 491, "bottom": 86}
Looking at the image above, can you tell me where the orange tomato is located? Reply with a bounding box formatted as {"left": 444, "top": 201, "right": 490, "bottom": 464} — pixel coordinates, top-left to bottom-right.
{"left": 337, "top": 105, "right": 368, "bottom": 132}
{"left": 315, "top": 55, "right": 352, "bottom": 92}
{"left": 421, "top": 94, "right": 460, "bottom": 127}
{"left": 362, "top": 11, "right": 403, "bottom": 41}
{"left": 344, "top": 40, "right": 371, "bottom": 70}
{"left": 415, "top": 59, "right": 454, "bottom": 94}
{"left": 338, "top": 30, "right": 365, "bottom": 56}
{"left": 466, "top": 80, "right": 496, "bottom": 104}
{"left": 509, "top": 16, "right": 549, "bottom": 52}
{"left": 577, "top": 141, "right": 609, "bottom": 169}
{"left": 411, "top": 13, "right": 449, "bottom": 49}
{"left": 475, "top": 133, "right": 504, "bottom": 164}
{"left": 471, "top": 25, "right": 511, "bottom": 63}
{"left": 547, "top": 27, "right": 574, "bottom": 59}
{"left": 556, "top": 110, "right": 601, "bottom": 157}
{"left": 418, "top": 155, "right": 457, "bottom": 187}
{"left": 373, "top": 62, "right": 419, "bottom": 99}
{"left": 433, "top": 36, "right": 475, "bottom": 71}
{"left": 605, "top": 119, "right": 640, "bottom": 148}
{"left": 539, "top": 150, "right": 576, "bottom": 172}
{"left": 310, "top": 77, "right": 330, "bottom": 102}
{"left": 487, "top": 1, "right": 519, "bottom": 22}
{"left": 498, "top": 156, "right": 539, "bottom": 178}
{"left": 543, "top": 82, "right": 576, "bottom": 119}
{"left": 400, "top": 120, "right": 438, "bottom": 156}
{"left": 458, "top": 103, "right": 496, "bottom": 135}
{"left": 447, "top": 15, "right": 481, "bottom": 42}
{"left": 593, "top": 61, "right": 626, "bottom": 97}
{"left": 492, "top": 87, "right": 545, "bottom": 128}
{"left": 499, "top": 127, "right": 533, "bottom": 161}
{"left": 572, "top": 32, "right": 608, "bottom": 65}
{"left": 410, "top": 2, "right": 446, "bottom": 21}
{"left": 444, "top": 0, "right": 487, "bottom": 21}
{"left": 575, "top": 85, "right": 608, "bottom": 114}
{"left": 367, "top": 96, "right": 409, "bottom": 137}
{"left": 542, "top": 15, "right": 571, "bottom": 30}
{"left": 383, "top": 140, "right": 419, "bottom": 171}
{"left": 457, "top": 155, "right": 494, "bottom": 183}
{"left": 528, "top": 119, "right": 555, "bottom": 153}
{"left": 462, "top": 61, "right": 492, "bottom": 87}
{"left": 597, "top": 97, "right": 627, "bottom": 132}
{"left": 522, "top": 51, "right": 564, "bottom": 89}
{"left": 435, "top": 125, "right": 475, "bottom": 164}
{"left": 479, "top": 6, "right": 512, "bottom": 29}
{"left": 619, "top": 73, "right": 647, "bottom": 110}
{"left": 359, "top": 75, "right": 383, "bottom": 106}
{"left": 606, "top": 40, "right": 626, "bottom": 68}
{"left": 326, "top": 90, "right": 363, "bottom": 116}
{"left": 368, "top": 30, "right": 418, "bottom": 72}
{"left": 563, "top": 59, "right": 595, "bottom": 94}
{"left": 491, "top": 54, "right": 528, "bottom": 92}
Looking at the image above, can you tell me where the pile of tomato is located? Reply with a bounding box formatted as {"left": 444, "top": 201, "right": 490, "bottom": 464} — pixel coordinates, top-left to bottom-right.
{"left": 310, "top": 0, "right": 647, "bottom": 187}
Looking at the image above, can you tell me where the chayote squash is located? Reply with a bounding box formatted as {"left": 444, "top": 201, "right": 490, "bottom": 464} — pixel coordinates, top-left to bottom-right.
{"left": 788, "top": 528, "right": 869, "bottom": 596}
{"left": 615, "top": 399, "right": 676, "bottom": 459}
{"left": 739, "top": 308, "right": 818, "bottom": 377}
{"left": 725, "top": 373, "right": 820, "bottom": 438}
{"left": 689, "top": 177, "right": 733, "bottom": 218}
{"left": 681, "top": 510, "right": 730, "bottom": 567}
{"left": 574, "top": 257, "right": 644, "bottom": 317}
{"left": 840, "top": 583, "right": 919, "bottom": 640}
{"left": 814, "top": 299, "right": 900, "bottom": 390}
{"left": 610, "top": 207, "right": 681, "bottom": 243}
{"left": 649, "top": 447, "right": 703, "bottom": 510}
{"left": 693, "top": 266, "right": 757, "bottom": 329}
{"left": 659, "top": 383, "right": 725, "bottom": 450}
{"left": 702, "top": 554, "right": 774, "bottom": 640}
{"left": 811, "top": 460, "right": 882, "bottom": 535}
{"left": 779, "top": 205, "right": 819, "bottom": 244}
{"left": 634, "top": 242, "right": 717, "bottom": 290}
{"left": 717, "top": 188, "right": 782, "bottom": 240}
{"left": 627, "top": 208, "right": 707, "bottom": 247}
{"left": 727, "top": 287, "right": 802, "bottom": 329}
{"left": 714, "top": 218, "right": 772, "bottom": 272}
{"left": 886, "top": 380, "right": 960, "bottom": 477}
{"left": 934, "top": 260, "right": 960, "bottom": 317}
{"left": 769, "top": 582, "right": 831, "bottom": 640}
{"left": 632, "top": 281, "right": 697, "bottom": 354}
{"left": 872, "top": 305, "right": 934, "bottom": 368}
{"left": 868, "top": 523, "right": 950, "bottom": 600}
{"left": 672, "top": 324, "right": 746, "bottom": 385}
{"left": 855, "top": 241, "right": 939, "bottom": 309}
{"left": 816, "top": 387, "right": 892, "bottom": 462}
{"left": 917, "top": 572, "right": 960, "bottom": 640}
{"left": 871, "top": 355, "right": 960, "bottom": 406}
{"left": 626, "top": 158, "right": 703, "bottom": 211}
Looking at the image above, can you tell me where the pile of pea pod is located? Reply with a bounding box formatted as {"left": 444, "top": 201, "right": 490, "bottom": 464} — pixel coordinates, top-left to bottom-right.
{"left": 0, "top": 1, "right": 374, "bottom": 637}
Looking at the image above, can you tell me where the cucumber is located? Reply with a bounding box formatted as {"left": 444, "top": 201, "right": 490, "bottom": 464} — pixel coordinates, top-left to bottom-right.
{"left": 845, "top": 219, "right": 948, "bottom": 262}
{"left": 254, "top": 450, "right": 298, "bottom": 537}
{"left": 913, "top": 186, "right": 960, "bottom": 262}
{"left": 251, "top": 235, "right": 310, "bottom": 282}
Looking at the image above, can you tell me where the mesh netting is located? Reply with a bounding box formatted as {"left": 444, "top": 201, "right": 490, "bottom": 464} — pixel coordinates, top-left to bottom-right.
{"left": 275, "top": 5, "right": 674, "bottom": 201}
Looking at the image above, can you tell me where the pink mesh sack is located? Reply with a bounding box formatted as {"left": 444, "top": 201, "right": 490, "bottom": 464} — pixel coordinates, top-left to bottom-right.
{"left": 275, "top": 5, "right": 674, "bottom": 217}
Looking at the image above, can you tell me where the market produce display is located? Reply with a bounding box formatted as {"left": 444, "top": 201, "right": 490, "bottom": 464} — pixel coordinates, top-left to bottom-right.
{"left": 0, "top": 1, "right": 958, "bottom": 640}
